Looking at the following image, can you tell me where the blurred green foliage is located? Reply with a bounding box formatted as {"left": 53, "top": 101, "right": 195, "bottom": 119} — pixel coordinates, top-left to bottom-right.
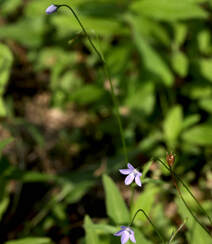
{"left": 0, "top": 0, "right": 212, "bottom": 243}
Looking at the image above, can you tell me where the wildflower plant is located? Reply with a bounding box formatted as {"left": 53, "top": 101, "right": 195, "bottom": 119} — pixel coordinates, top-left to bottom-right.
{"left": 45, "top": 3, "right": 212, "bottom": 244}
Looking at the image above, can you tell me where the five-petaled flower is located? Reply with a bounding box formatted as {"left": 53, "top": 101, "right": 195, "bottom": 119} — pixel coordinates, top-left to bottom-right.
{"left": 119, "top": 163, "right": 142, "bottom": 187}
{"left": 46, "top": 4, "right": 58, "bottom": 14}
{"left": 114, "top": 226, "right": 136, "bottom": 244}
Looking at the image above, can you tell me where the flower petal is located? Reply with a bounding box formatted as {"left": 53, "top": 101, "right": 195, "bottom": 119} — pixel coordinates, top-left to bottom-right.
{"left": 127, "top": 163, "right": 135, "bottom": 170}
{"left": 119, "top": 169, "right": 132, "bottom": 175}
{"left": 121, "top": 226, "right": 127, "bottom": 229}
{"left": 114, "top": 229, "right": 124, "bottom": 236}
{"left": 45, "top": 4, "right": 58, "bottom": 14}
{"left": 130, "top": 233, "right": 136, "bottom": 243}
{"left": 121, "top": 231, "right": 130, "bottom": 244}
{"left": 125, "top": 173, "right": 135, "bottom": 185}
{"left": 135, "top": 175, "right": 142, "bottom": 187}
{"left": 136, "top": 170, "right": 142, "bottom": 177}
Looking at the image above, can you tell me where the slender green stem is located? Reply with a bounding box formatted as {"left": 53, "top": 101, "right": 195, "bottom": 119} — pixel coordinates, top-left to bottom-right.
{"left": 168, "top": 218, "right": 187, "bottom": 244}
{"left": 57, "top": 4, "right": 128, "bottom": 163}
{"left": 129, "top": 209, "right": 166, "bottom": 243}
{"left": 155, "top": 158, "right": 212, "bottom": 238}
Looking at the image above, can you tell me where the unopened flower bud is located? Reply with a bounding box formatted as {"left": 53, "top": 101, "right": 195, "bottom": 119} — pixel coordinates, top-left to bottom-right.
{"left": 166, "top": 152, "right": 175, "bottom": 167}
{"left": 46, "top": 4, "right": 58, "bottom": 14}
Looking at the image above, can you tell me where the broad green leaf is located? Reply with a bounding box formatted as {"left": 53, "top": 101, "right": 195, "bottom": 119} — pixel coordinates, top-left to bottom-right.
{"left": 198, "top": 30, "right": 212, "bottom": 55}
{"left": 84, "top": 215, "right": 99, "bottom": 244}
{"left": 163, "top": 105, "right": 183, "bottom": 148}
{"left": 69, "top": 85, "right": 104, "bottom": 105}
{"left": 183, "top": 84, "right": 212, "bottom": 99}
{"left": 107, "top": 45, "right": 130, "bottom": 75}
{"left": 171, "top": 51, "right": 188, "bottom": 77}
{"left": 102, "top": 174, "right": 130, "bottom": 224}
{"left": 0, "top": 43, "right": 13, "bottom": 95}
{"left": 131, "top": 184, "right": 159, "bottom": 222}
{"left": 87, "top": 224, "right": 118, "bottom": 234}
{"left": 0, "top": 18, "right": 45, "bottom": 48}
{"left": 52, "top": 15, "right": 122, "bottom": 38}
{"left": 182, "top": 124, "right": 212, "bottom": 145}
{"left": 130, "top": 0, "right": 208, "bottom": 21}
{"left": 77, "top": 1, "right": 124, "bottom": 18}
{"left": 182, "top": 114, "right": 201, "bottom": 130}
{"left": 125, "top": 82, "right": 155, "bottom": 115}
{"left": 5, "top": 237, "right": 53, "bottom": 244}
{"left": 20, "top": 171, "right": 56, "bottom": 182}
{"left": 199, "top": 58, "right": 212, "bottom": 82}
{"left": 128, "top": 15, "right": 170, "bottom": 46}
{"left": 199, "top": 98, "right": 212, "bottom": 113}
{"left": 130, "top": 17, "right": 173, "bottom": 86}
{"left": 173, "top": 23, "right": 187, "bottom": 47}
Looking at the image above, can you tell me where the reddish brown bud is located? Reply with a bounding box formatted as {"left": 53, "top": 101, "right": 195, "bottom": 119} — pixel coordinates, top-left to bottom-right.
{"left": 166, "top": 152, "right": 175, "bottom": 167}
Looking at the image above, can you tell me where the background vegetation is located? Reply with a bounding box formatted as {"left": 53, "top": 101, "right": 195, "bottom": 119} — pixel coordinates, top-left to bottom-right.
{"left": 0, "top": 0, "right": 212, "bottom": 243}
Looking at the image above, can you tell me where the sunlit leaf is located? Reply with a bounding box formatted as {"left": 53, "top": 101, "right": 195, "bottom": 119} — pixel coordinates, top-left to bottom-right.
{"left": 103, "top": 174, "right": 130, "bottom": 224}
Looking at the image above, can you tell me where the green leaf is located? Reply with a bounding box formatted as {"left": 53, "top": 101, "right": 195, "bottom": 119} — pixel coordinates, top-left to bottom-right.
{"left": 199, "top": 98, "right": 212, "bottom": 113}
{"left": 171, "top": 51, "right": 188, "bottom": 77}
{"left": 183, "top": 84, "right": 212, "bottom": 99}
{"left": 125, "top": 82, "right": 155, "bottom": 115}
{"left": 134, "top": 228, "right": 153, "bottom": 244}
{"left": 0, "top": 18, "right": 45, "bottom": 48}
{"left": 84, "top": 215, "right": 100, "bottom": 244}
{"left": 198, "top": 30, "right": 212, "bottom": 55}
{"left": 5, "top": 237, "right": 53, "bottom": 244}
{"left": 130, "top": 0, "right": 208, "bottom": 21}
{"left": 199, "top": 58, "right": 212, "bottom": 82}
{"left": 173, "top": 23, "right": 187, "bottom": 47}
{"left": 52, "top": 15, "right": 121, "bottom": 38}
{"left": 102, "top": 174, "right": 130, "bottom": 224}
{"left": 86, "top": 224, "right": 118, "bottom": 234}
{"left": 130, "top": 17, "right": 173, "bottom": 86}
{"left": 0, "top": 43, "right": 13, "bottom": 95}
{"left": 163, "top": 105, "right": 183, "bottom": 148}
{"left": 69, "top": 84, "right": 104, "bottom": 105}
{"left": 182, "top": 124, "right": 212, "bottom": 146}
{"left": 131, "top": 184, "right": 159, "bottom": 222}
{"left": 182, "top": 114, "right": 200, "bottom": 130}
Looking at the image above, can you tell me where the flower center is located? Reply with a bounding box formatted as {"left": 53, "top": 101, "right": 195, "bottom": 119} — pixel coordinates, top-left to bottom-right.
{"left": 125, "top": 227, "right": 132, "bottom": 235}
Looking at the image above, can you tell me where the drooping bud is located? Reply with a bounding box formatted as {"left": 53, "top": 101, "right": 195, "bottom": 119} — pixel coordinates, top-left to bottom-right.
{"left": 166, "top": 152, "right": 175, "bottom": 167}
{"left": 45, "top": 4, "right": 58, "bottom": 14}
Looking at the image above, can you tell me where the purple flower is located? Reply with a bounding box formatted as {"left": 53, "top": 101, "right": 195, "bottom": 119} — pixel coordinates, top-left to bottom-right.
{"left": 114, "top": 226, "right": 136, "bottom": 244}
{"left": 119, "top": 163, "right": 142, "bottom": 187}
{"left": 45, "top": 4, "right": 58, "bottom": 14}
